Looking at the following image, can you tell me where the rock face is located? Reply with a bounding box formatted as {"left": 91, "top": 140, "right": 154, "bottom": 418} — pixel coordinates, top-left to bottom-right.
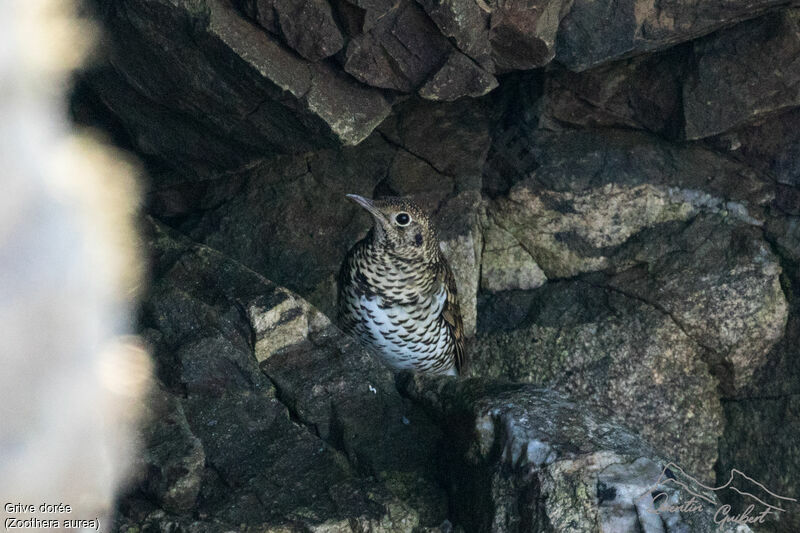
{"left": 537, "top": 48, "right": 687, "bottom": 137}
{"left": 122, "top": 218, "right": 760, "bottom": 532}
{"left": 72, "top": 1, "right": 800, "bottom": 531}
{"left": 715, "top": 286, "right": 800, "bottom": 532}
{"left": 480, "top": 217, "right": 547, "bottom": 292}
{"left": 555, "top": 0, "right": 790, "bottom": 71}
{"left": 344, "top": 1, "right": 452, "bottom": 92}
{"left": 91, "top": 0, "right": 392, "bottom": 170}
{"left": 239, "top": 0, "right": 345, "bottom": 61}
{"left": 488, "top": 0, "right": 568, "bottom": 71}
{"left": 126, "top": 218, "right": 446, "bottom": 531}
{"left": 683, "top": 9, "right": 800, "bottom": 140}
{"left": 417, "top": 0, "right": 493, "bottom": 70}
{"left": 399, "top": 376, "right": 751, "bottom": 533}
{"left": 83, "top": 0, "right": 800, "bottom": 173}
{"left": 718, "top": 392, "right": 800, "bottom": 533}
{"left": 471, "top": 281, "right": 725, "bottom": 481}
{"left": 709, "top": 107, "right": 800, "bottom": 188}
{"left": 487, "top": 130, "right": 773, "bottom": 279}
{"left": 470, "top": 129, "right": 788, "bottom": 480}
{"left": 608, "top": 217, "right": 787, "bottom": 393}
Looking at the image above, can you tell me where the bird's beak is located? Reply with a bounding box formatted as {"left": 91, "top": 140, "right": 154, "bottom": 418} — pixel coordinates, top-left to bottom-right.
{"left": 346, "top": 194, "right": 385, "bottom": 222}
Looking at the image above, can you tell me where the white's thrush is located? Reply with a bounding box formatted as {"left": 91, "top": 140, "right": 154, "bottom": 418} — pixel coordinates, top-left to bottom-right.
{"left": 337, "top": 195, "right": 465, "bottom": 376}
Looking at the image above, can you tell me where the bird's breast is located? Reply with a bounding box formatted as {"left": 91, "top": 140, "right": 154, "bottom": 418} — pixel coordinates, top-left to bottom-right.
{"left": 351, "top": 285, "right": 451, "bottom": 370}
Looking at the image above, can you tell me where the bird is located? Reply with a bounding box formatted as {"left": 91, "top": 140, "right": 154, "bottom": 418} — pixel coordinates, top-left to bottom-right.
{"left": 337, "top": 194, "right": 466, "bottom": 376}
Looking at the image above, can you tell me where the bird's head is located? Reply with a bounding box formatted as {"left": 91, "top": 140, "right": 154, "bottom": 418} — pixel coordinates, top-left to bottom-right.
{"left": 347, "top": 194, "right": 439, "bottom": 263}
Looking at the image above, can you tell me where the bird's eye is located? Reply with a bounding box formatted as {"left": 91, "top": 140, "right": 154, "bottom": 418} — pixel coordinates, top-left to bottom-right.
{"left": 395, "top": 212, "right": 411, "bottom": 226}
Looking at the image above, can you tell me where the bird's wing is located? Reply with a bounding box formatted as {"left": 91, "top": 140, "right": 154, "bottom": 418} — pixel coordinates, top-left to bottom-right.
{"left": 439, "top": 259, "right": 466, "bottom": 375}
{"left": 336, "top": 245, "right": 361, "bottom": 334}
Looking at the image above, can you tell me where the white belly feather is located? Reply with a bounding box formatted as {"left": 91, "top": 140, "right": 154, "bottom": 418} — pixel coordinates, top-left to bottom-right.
{"left": 354, "top": 285, "right": 455, "bottom": 375}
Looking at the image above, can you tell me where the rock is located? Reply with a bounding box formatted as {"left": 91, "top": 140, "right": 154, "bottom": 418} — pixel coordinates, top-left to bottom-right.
{"left": 766, "top": 214, "right": 800, "bottom": 282}
{"left": 556, "top": 0, "right": 788, "bottom": 71}
{"left": 237, "top": 0, "right": 280, "bottom": 34}
{"left": 488, "top": 130, "right": 772, "bottom": 279}
{"left": 471, "top": 128, "right": 788, "bottom": 476}
{"left": 135, "top": 386, "right": 205, "bottom": 514}
{"left": 475, "top": 290, "right": 541, "bottom": 333}
{"left": 708, "top": 107, "right": 800, "bottom": 188}
{"left": 258, "top": 316, "right": 448, "bottom": 524}
{"left": 436, "top": 191, "right": 485, "bottom": 337}
{"left": 480, "top": 217, "right": 547, "bottom": 292}
{"left": 470, "top": 281, "right": 724, "bottom": 480}
{"left": 421, "top": 0, "right": 569, "bottom": 72}
{"left": 419, "top": 51, "right": 499, "bottom": 101}
{"left": 417, "top": 0, "right": 494, "bottom": 70}
{"left": 538, "top": 47, "right": 687, "bottom": 137}
{"left": 714, "top": 274, "right": 800, "bottom": 532}
{"left": 420, "top": 0, "right": 573, "bottom": 74}
{"left": 399, "top": 376, "right": 751, "bottom": 532}
{"left": 489, "top": 0, "right": 568, "bottom": 71}
{"left": 91, "top": 0, "right": 391, "bottom": 169}
{"left": 684, "top": 9, "right": 800, "bottom": 139}
{"left": 339, "top": 0, "right": 398, "bottom": 32}
{"left": 384, "top": 98, "right": 492, "bottom": 178}
{"left": 345, "top": 0, "right": 570, "bottom": 82}
{"left": 174, "top": 134, "right": 394, "bottom": 317}
{"left": 481, "top": 72, "right": 542, "bottom": 196}
{"left": 238, "top": 0, "right": 345, "bottom": 61}
{"left": 609, "top": 216, "right": 789, "bottom": 393}
{"left": 736, "top": 291, "right": 800, "bottom": 405}
{"left": 470, "top": 208, "right": 789, "bottom": 476}
{"left": 248, "top": 287, "right": 331, "bottom": 359}
{"left": 717, "top": 394, "right": 800, "bottom": 533}
{"left": 122, "top": 218, "right": 448, "bottom": 530}
{"left": 78, "top": 67, "right": 254, "bottom": 175}
{"left": 344, "top": 1, "right": 452, "bottom": 92}
{"left": 379, "top": 149, "right": 456, "bottom": 212}
{"left": 420, "top": 0, "right": 569, "bottom": 73}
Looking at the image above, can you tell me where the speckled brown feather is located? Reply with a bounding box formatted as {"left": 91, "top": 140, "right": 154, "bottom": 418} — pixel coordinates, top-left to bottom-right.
{"left": 439, "top": 259, "right": 466, "bottom": 374}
